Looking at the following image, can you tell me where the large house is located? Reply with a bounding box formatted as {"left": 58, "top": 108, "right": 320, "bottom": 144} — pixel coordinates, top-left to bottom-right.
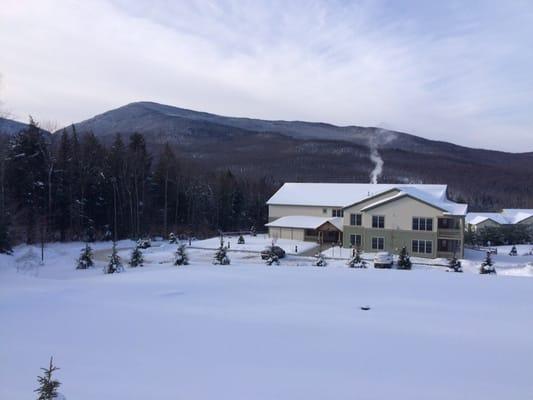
{"left": 266, "top": 183, "right": 468, "bottom": 258}
{"left": 466, "top": 209, "right": 533, "bottom": 231}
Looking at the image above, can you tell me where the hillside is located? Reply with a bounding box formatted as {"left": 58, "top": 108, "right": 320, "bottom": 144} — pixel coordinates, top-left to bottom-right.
{"left": 54, "top": 102, "right": 533, "bottom": 210}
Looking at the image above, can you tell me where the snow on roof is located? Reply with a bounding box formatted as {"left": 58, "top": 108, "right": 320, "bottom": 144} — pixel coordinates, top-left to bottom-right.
{"left": 267, "top": 183, "right": 467, "bottom": 215}
{"left": 466, "top": 210, "right": 533, "bottom": 225}
{"left": 265, "top": 216, "right": 343, "bottom": 231}
{"left": 501, "top": 209, "right": 533, "bottom": 224}
{"left": 466, "top": 213, "right": 507, "bottom": 225}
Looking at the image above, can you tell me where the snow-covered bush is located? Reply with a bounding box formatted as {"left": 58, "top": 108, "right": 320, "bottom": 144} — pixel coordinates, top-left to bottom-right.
{"left": 213, "top": 245, "right": 230, "bottom": 265}
{"left": 480, "top": 252, "right": 496, "bottom": 274}
{"left": 105, "top": 242, "right": 124, "bottom": 274}
{"left": 174, "top": 244, "right": 189, "bottom": 266}
{"left": 314, "top": 253, "right": 327, "bottom": 267}
{"left": 168, "top": 232, "right": 177, "bottom": 244}
{"left": 447, "top": 256, "right": 463, "bottom": 273}
{"left": 129, "top": 245, "right": 144, "bottom": 267}
{"left": 76, "top": 243, "right": 94, "bottom": 269}
{"left": 347, "top": 248, "right": 367, "bottom": 268}
{"left": 397, "top": 247, "right": 412, "bottom": 270}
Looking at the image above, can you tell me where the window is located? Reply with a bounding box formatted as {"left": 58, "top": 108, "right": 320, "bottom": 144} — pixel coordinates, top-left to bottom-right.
{"left": 350, "top": 213, "right": 362, "bottom": 226}
{"left": 412, "top": 240, "right": 433, "bottom": 254}
{"left": 438, "top": 239, "right": 460, "bottom": 252}
{"left": 350, "top": 234, "right": 362, "bottom": 247}
{"left": 332, "top": 209, "right": 344, "bottom": 217}
{"left": 371, "top": 237, "right": 384, "bottom": 250}
{"left": 412, "top": 217, "right": 433, "bottom": 231}
{"left": 372, "top": 215, "right": 385, "bottom": 229}
{"left": 438, "top": 218, "right": 460, "bottom": 230}
{"left": 322, "top": 208, "right": 327, "bottom": 214}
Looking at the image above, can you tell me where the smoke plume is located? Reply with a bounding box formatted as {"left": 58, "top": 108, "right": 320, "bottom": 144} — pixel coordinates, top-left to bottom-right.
{"left": 369, "top": 144, "right": 383, "bottom": 184}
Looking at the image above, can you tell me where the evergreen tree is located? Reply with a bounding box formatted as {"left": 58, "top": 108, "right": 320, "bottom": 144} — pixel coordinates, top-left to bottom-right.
{"left": 174, "top": 244, "right": 189, "bottom": 266}
{"left": 76, "top": 243, "right": 94, "bottom": 269}
{"left": 397, "top": 247, "right": 412, "bottom": 270}
{"left": 448, "top": 256, "right": 463, "bottom": 272}
{"left": 105, "top": 242, "right": 124, "bottom": 274}
{"left": 7, "top": 118, "right": 49, "bottom": 244}
{"left": 314, "top": 252, "right": 327, "bottom": 267}
{"left": 347, "top": 247, "right": 367, "bottom": 268}
{"left": 480, "top": 251, "right": 496, "bottom": 274}
{"left": 213, "top": 243, "right": 230, "bottom": 265}
{"left": 129, "top": 245, "right": 144, "bottom": 267}
{"left": 237, "top": 234, "right": 245, "bottom": 244}
{"left": 0, "top": 215, "right": 12, "bottom": 254}
{"left": 34, "top": 357, "right": 61, "bottom": 400}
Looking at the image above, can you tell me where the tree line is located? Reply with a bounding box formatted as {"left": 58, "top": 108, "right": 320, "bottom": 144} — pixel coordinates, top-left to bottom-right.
{"left": 0, "top": 119, "right": 277, "bottom": 252}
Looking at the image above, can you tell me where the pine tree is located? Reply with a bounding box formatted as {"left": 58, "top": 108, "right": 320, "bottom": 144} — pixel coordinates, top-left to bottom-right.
{"left": 347, "top": 247, "right": 367, "bottom": 268}
{"left": 213, "top": 244, "right": 230, "bottom": 265}
{"left": 397, "top": 247, "right": 412, "bottom": 270}
{"left": 105, "top": 242, "right": 124, "bottom": 274}
{"left": 448, "top": 256, "right": 463, "bottom": 272}
{"left": 76, "top": 243, "right": 94, "bottom": 269}
{"left": 480, "top": 251, "right": 496, "bottom": 274}
{"left": 237, "top": 234, "right": 245, "bottom": 244}
{"left": 129, "top": 245, "right": 144, "bottom": 267}
{"left": 174, "top": 244, "right": 189, "bottom": 266}
{"left": 0, "top": 215, "right": 12, "bottom": 254}
{"left": 314, "top": 252, "right": 327, "bottom": 267}
{"left": 34, "top": 357, "right": 61, "bottom": 400}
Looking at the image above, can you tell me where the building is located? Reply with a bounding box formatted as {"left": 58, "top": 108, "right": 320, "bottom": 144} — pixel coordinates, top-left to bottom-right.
{"left": 266, "top": 183, "right": 468, "bottom": 258}
{"left": 466, "top": 209, "right": 533, "bottom": 231}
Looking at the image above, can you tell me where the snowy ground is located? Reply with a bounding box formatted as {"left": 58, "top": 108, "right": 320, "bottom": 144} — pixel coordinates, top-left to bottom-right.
{"left": 1, "top": 239, "right": 533, "bottom": 399}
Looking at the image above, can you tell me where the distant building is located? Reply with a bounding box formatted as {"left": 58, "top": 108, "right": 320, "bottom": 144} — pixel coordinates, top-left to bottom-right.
{"left": 466, "top": 209, "right": 533, "bottom": 231}
{"left": 266, "top": 183, "right": 467, "bottom": 258}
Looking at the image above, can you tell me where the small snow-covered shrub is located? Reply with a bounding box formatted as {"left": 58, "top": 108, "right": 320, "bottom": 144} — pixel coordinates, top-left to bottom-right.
{"left": 314, "top": 253, "right": 327, "bottom": 267}
{"left": 168, "top": 232, "right": 177, "bottom": 244}
{"left": 347, "top": 248, "right": 367, "bottom": 268}
{"left": 397, "top": 247, "right": 412, "bottom": 270}
{"left": 105, "top": 242, "right": 124, "bottom": 274}
{"left": 174, "top": 244, "right": 189, "bottom": 266}
{"left": 213, "top": 245, "right": 230, "bottom": 265}
{"left": 237, "top": 235, "right": 245, "bottom": 244}
{"left": 447, "top": 256, "right": 463, "bottom": 273}
{"left": 480, "top": 252, "right": 496, "bottom": 274}
{"left": 76, "top": 243, "right": 94, "bottom": 269}
{"left": 129, "top": 245, "right": 144, "bottom": 267}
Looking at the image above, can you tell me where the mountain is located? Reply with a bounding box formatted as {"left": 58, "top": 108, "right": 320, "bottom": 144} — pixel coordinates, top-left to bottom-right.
{"left": 57, "top": 101, "right": 533, "bottom": 209}
{"left": 0, "top": 117, "right": 51, "bottom": 137}
{"left": 0, "top": 117, "right": 32, "bottom": 135}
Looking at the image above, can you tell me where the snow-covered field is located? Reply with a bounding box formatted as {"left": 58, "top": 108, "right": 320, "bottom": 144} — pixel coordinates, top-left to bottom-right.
{"left": 1, "top": 239, "right": 533, "bottom": 399}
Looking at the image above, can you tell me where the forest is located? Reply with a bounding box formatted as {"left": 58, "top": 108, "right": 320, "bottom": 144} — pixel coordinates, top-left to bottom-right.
{"left": 0, "top": 119, "right": 276, "bottom": 252}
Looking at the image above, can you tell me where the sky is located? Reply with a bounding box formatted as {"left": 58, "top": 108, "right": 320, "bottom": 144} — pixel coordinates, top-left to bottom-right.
{"left": 1, "top": 0, "right": 532, "bottom": 152}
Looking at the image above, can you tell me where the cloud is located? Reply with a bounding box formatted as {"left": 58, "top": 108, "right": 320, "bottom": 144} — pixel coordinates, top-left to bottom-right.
{"left": 0, "top": 0, "right": 532, "bottom": 151}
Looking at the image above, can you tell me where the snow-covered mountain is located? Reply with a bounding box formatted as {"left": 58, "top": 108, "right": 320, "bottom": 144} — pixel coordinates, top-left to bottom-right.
{"left": 58, "top": 101, "right": 512, "bottom": 157}
{"left": 0, "top": 117, "right": 50, "bottom": 136}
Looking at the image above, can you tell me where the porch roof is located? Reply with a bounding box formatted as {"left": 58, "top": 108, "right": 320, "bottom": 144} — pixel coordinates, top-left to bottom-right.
{"left": 266, "top": 216, "right": 343, "bottom": 231}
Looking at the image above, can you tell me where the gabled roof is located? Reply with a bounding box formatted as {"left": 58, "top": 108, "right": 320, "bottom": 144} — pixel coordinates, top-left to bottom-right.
{"left": 501, "top": 209, "right": 533, "bottom": 224}
{"left": 265, "top": 216, "right": 343, "bottom": 231}
{"left": 267, "top": 183, "right": 467, "bottom": 216}
{"left": 466, "top": 209, "right": 533, "bottom": 225}
{"left": 466, "top": 213, "right": 507, "bottom": 225}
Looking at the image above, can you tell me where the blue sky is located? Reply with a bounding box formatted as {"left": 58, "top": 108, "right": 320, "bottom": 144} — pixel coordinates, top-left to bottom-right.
{"left": 1, "top": 0, "right": 532, "bottom": 151}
